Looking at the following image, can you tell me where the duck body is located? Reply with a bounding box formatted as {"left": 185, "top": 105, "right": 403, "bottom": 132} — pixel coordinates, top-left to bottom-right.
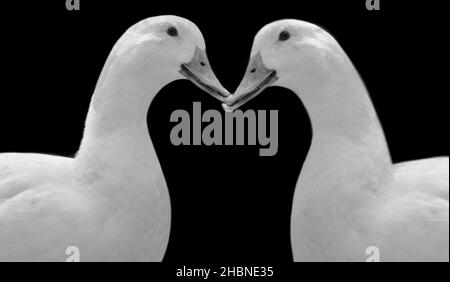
{"left": 291, "top": 135, "right": 449, "bottom": 261}
{"left": 0, "top": 107, "right": 170, "bottom": 262}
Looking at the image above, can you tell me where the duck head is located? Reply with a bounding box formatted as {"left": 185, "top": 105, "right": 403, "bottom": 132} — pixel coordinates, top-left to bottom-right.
{"left": 223, "top": 19, "right": 343, "bottom": 111}
{"left": 101, "top": 15, "right": 230, "bottom": 104}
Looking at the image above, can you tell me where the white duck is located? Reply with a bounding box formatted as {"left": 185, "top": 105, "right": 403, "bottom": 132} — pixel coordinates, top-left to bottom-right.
{"left": 0, "top": 15, "right": 229, "bottom": 261}
{"left": 224, "top": 19, "right": 449, "bottom": 261}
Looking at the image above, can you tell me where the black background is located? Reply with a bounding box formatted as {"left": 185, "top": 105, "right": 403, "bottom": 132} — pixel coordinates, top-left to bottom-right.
{"left": 0, "top": 0, "right": 447, "bottom": 267}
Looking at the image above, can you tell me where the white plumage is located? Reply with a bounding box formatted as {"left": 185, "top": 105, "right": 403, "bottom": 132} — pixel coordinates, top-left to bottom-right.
{"left": 0, "top": 15, "right": 224, "bottom": 261}
{"left": 227, "top": 19, "right": 449, "bottom": 261}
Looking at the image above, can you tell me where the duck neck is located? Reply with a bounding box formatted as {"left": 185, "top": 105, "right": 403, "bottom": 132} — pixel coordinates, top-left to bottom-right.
{"left": 74, "top": 56, "right": 169, "bottom": 200}
{"left": 291, "top": 52, "right": 393, "bottom": 218}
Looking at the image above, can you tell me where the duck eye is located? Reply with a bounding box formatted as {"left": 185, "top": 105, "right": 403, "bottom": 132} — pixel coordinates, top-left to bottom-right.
{"left": 167, "top": 26, "right": 178, "bottom": 37}
{"left": 278, "top": 31, "right": 290, "bottom": 41}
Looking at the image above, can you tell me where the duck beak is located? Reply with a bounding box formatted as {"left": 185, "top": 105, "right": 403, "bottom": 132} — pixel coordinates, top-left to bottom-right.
{"left": 180, "top": 47, "right": 230, "bottom": 102}
{"left": 223, "top": 53, "right": 278, "bottom": 112}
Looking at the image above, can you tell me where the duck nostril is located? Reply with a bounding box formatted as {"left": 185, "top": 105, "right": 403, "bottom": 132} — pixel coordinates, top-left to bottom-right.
{"left": 250, "top": 68, "right": 256, "bottom": 73}
{"left": 200, "top": 61, "right": 206, "bottom": 66}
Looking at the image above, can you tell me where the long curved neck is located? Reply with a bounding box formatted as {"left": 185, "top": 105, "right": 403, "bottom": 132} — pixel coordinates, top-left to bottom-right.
{"left": 74, "top": 55, "right": 167, "bottom": 198}
{"left": 77, "top": 51, "right": 168, "bottom": 157}
{"left": 290, "top": 50, "right": 394, "bottom": 260}
{"left": 292, "top": 50, "right": 393, "bottom": 215}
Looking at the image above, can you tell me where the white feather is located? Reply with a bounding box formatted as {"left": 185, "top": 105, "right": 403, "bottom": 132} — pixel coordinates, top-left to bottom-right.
{"left": 0, "top": 15, "right": 205, "bottom": 261}
{"left": 250, "top": 19, "right": 449, "bottom": 261}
